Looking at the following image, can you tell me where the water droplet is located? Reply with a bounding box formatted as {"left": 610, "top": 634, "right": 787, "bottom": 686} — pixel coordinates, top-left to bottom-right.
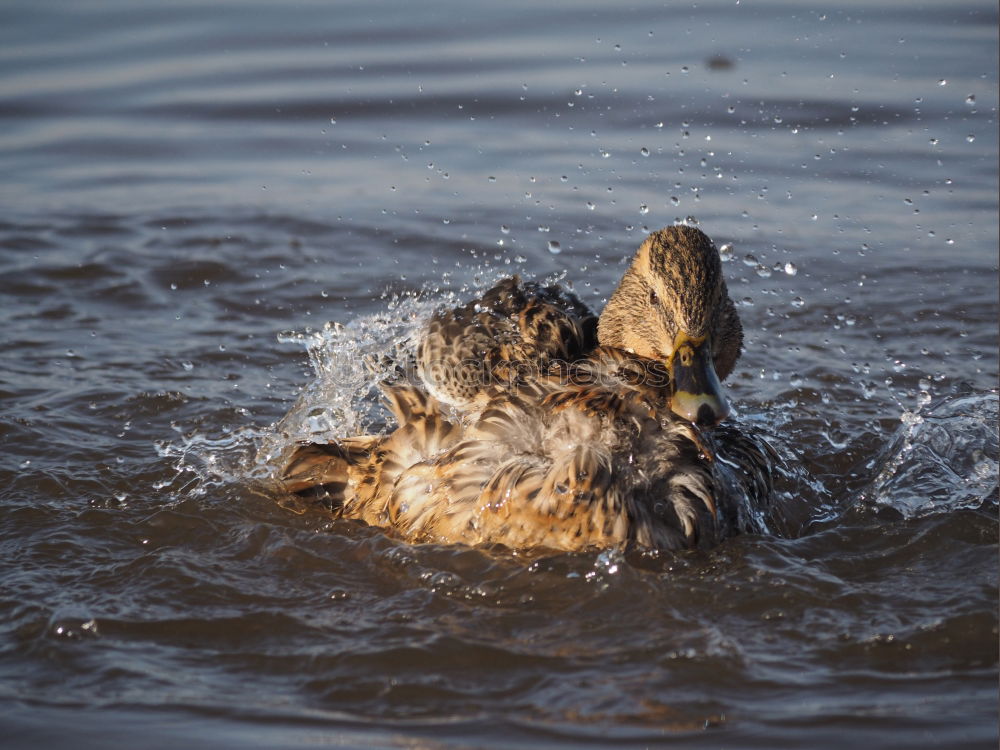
{"left": 640, "top": 146, "right": 649, "bottom": 157}
{"left": 755, "top": 263, "right": 772, "bottom": 278}
{"left": 670, "top": 196, "right": 680, "bottom": 206}
{"left": 537, "top": 225, "right": 550, "bottom": 233}
{"left": 966, "top": 134, "right": 975, "bottom": 143}
{"left": 742, "top": 253, "right": 758, "bottom": 266}
{"left": 487, "top": 175, "right": 496, "bottom": 182}
{"left": 586, "top": 201, "right": 595, "bottom": 211}
{"left": 784, "top": 262, "right": 797, "bottom": 276}
{"left": 791, "top": 296, "right": 805, "bottom": 308}
{"left": 639, "top": 204, "right": 649, "bottom": 215}
{"left": 500, "top": 225, "right": 510, "bottom": 234}
{"left": 718, "top": 243, "right": 734, "bottom": 261}
{"left": 938, "top": 79, "right": 947, "bottom": 86}
{"left": 547, "top": 240, "right": 562, "bottom": 254}
{"left": 965, "top": 94, "right": 976, "bottom": 105}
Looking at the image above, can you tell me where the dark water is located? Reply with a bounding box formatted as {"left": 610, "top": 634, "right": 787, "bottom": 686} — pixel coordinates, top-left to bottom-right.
{"left": 2, "top": 1, "right": 998, "bottom": 748}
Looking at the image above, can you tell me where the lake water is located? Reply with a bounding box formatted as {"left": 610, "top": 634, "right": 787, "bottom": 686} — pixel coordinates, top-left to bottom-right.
{"left": 1, "top": 1, "right": 997, "bottom": 748}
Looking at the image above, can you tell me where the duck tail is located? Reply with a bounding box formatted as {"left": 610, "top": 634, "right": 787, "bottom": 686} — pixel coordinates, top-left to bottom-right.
{"left": 380, "top": 382, "right": 444, "bottom": 423}
{"left": 280, "top": 435, "right": 381, "bottom": 510}
{"left": 379, "top": 384, "right": 460, "bottom": 460}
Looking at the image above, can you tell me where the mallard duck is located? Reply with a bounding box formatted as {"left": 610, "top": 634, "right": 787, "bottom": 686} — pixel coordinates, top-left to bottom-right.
{"left": 278, "top": 225, "right": 774, "bottom": 551}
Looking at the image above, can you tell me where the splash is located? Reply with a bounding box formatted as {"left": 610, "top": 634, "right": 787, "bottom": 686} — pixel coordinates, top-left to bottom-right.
{"left": 154, "top": 292, "right": 451, "bottom": 498}
{"left": 155, "top": 423, "right": 264, "bottom": 497}
{"left": 864, "top": 390, "right": 999, "bottom": 518}
{"left": 257, "top": 292, "right": 445, "bottom": 472}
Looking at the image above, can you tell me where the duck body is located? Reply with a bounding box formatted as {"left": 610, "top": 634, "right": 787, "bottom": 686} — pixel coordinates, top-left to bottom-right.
{"left": 279, "top": 226, "right": 774, "bottom": 552}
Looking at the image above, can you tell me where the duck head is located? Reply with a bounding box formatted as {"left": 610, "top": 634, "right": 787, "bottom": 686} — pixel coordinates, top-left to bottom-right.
{"left": 597, "top": 226, "right": 743, "bottom": 426}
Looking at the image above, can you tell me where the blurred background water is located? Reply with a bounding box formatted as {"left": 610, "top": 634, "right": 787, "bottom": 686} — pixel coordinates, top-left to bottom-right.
{"left": 1, "top": 1, "right": 997, "bottom": 748}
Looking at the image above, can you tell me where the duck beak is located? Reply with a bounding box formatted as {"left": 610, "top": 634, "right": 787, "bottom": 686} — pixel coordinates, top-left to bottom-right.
{"left": 668, "top": 332, "right": 731, "bottom": 426}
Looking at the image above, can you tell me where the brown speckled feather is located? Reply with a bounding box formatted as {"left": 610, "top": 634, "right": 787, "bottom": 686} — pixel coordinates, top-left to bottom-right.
{"left": 417, "top": 276, "right": 598, "bottom": 410}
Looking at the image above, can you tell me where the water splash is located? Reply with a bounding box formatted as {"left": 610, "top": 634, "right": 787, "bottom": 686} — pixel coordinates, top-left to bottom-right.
{"left": 154, "top": 292, "right": 449, "bottom": 498}
{"left": 262, "top": 293, "right": 443, "bottom": 461}
{"left": 864, "top": 390, "right": 999, "bottom": 518}
{"left": 155, "top": 423, "right": 265, "bottom": 497}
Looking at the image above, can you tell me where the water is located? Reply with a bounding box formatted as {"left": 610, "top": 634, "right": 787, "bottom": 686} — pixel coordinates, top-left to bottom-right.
{"left": 1, "top": 1, "right": 997, "bottom": 747}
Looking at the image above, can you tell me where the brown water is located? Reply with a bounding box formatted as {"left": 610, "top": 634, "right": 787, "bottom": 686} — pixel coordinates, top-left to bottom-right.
{"left": 1, "top": 1, "right": 998, "bottom": 748}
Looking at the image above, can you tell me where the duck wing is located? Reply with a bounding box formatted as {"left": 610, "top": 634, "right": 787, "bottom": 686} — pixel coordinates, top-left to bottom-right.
{"left": 416, "top": 276, "right": 598, "bottom": 410}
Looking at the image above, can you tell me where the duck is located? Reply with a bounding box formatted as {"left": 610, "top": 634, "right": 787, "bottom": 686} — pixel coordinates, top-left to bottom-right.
{"left": 277, "top": 225, "right": 774, "bottom": 552}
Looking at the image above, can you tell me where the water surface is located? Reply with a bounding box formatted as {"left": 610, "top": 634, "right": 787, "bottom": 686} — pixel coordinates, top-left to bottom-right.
{"left": 1, "top": 1, "right": 997, "bottom": 748}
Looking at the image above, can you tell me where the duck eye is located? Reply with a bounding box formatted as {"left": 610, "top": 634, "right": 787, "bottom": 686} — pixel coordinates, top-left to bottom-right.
{"left": 649, "top": 289, "right": 659, "bottom": 306}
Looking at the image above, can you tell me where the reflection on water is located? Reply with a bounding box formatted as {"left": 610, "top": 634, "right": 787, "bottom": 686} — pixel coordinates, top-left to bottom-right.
{"left": 0, "top": 0, "right": 997, "bottom": 748}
